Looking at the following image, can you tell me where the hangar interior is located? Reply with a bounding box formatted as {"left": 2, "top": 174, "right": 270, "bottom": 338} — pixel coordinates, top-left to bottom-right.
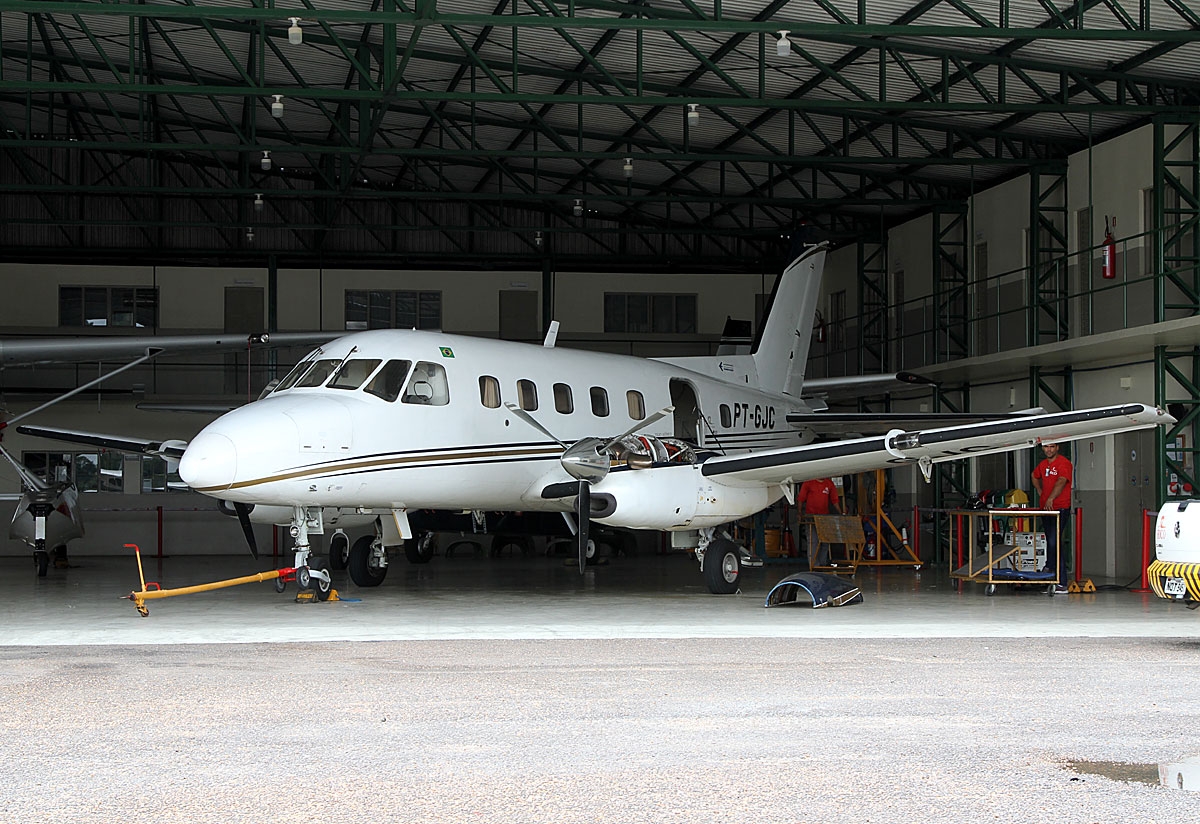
{"left": 2, "top": 0, "right": 1199, "bottom": 589}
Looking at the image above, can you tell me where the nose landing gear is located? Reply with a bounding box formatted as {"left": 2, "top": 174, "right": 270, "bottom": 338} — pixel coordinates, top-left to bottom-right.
{"left": 286, "top": 506, "right": 333, "bottom": 601}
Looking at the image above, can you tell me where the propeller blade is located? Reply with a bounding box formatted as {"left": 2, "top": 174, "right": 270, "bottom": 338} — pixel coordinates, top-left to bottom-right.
{"left": 504, "top": 403, "right": 568, "bottom": 448}
{"left": 233, "top": 502, "right": 259, "bottom": 560}
{"left": 576, "top": 480, "right": 590, "bottom": 575}
{"left": 602, "top": 406, "right": 675, "bottom": 450}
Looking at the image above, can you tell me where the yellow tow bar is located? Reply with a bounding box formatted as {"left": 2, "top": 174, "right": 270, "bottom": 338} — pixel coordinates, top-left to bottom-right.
{"left": 125, "top": 542, "right": 294, "bottom": 617}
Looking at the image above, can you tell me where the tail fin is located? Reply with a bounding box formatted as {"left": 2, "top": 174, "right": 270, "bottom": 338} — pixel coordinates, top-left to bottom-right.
{"left": 751, "top": 240, "right": 827, "bottom": 397}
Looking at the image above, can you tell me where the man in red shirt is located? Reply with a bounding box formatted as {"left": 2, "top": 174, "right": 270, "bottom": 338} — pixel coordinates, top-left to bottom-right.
{"left": 1031, "top": 442, "right": 1073, "bottom": 594}
{"left": 798, "top": 477, "right": 842, "bottom": 567}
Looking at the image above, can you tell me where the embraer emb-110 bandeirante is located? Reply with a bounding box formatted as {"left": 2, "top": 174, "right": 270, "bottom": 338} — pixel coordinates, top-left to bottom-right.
{"left": 19, "top": 241, "right": 1174, "bottom": 595}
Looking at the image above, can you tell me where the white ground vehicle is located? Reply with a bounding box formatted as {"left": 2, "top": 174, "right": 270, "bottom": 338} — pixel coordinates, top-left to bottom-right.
{"left": 1150, "top": 501, "right": 1200, "bottom": 608}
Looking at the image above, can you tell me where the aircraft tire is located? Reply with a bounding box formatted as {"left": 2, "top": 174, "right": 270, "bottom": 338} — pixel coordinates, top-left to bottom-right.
{"left": 703, "top": 540, "right": 742, "bottom": 595}
{"left": 34, "top": 551, "right": 48, "bottom": 578}
{"left": 404, "top": 531, "right": 437, "bottom": 564}
{"left": 313, "top": 559, "right": 332, "bottom": 601}
{"left": 348, "top": 535, "right": 388, "bottom": 587}
{"left": 327, "top": 532, "right": 350, "bottom": 571}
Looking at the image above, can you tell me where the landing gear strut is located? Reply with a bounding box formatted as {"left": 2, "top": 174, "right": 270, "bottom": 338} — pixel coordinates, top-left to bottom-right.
{"left": 285, "top": 506, "right": 332, "bottom": 601}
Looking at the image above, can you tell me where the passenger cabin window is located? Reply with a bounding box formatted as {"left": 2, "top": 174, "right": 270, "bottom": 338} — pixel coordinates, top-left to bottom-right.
{"left": 479, "top": 376, "right": 501, "bottom": 409}
{"left": 517, "top": 379, "right": 538, "bottom": 411}
{"left": 719, "top": 404, "right": 732, "bottom": 428}
{"left": 553, "top": 383, "right": 573, "bottom": 414}
{"left": 275, "top": 357, "right": 316, "bottom": 392}
{"left": 328, "top": 359, "right": 382, "bottom": 390}
{"left": 627, "top": 390, "right": 646, "bottom": 420}
{"left": 402, "top": 361, "right": 450, "bottom": 406}
{"left": 590, "top": 387, "right": 609, "bottom": 417}
{"left": 365, "top": 360, "right": 412, "bottom": 402}
{"left": 295, "top": 359, "right": 340, "bottom": 388}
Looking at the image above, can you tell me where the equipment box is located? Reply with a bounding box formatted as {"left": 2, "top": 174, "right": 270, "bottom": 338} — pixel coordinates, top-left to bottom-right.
{"left": 1005, "top": 531, "right": 1046, "bottom": 571}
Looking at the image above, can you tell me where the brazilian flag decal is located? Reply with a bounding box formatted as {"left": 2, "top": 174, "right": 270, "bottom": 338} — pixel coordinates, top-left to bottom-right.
{"left": 440, "top": 346, "right": 455, "bottom": 358}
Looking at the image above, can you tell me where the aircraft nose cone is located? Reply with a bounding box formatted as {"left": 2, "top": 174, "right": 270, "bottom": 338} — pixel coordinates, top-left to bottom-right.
{"left": 179, "top": 431, "right": 238, "bottom": 492}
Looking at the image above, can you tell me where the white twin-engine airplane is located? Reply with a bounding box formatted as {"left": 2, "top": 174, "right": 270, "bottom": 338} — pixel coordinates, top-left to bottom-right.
{"left": 17, "top": 242, "right": 1174, "bottom": 595}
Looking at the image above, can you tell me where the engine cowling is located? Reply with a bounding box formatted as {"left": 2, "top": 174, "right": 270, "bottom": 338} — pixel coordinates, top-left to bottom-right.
{"left": 589, "top": 463, "right": 777, "bottom": 530}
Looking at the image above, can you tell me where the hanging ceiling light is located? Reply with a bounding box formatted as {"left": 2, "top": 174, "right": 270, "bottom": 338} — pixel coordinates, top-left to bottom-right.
{"left": 535, "top": 230, "right": 543, "bottom": 248}
{"left": 261, "top": 150, "right": 272, "bottom": 171}
{"left": 687, "top": 103, "right": 699, "bottom": 126}
{"left": 623, "top": 157, "right": 633, "bottom": 179}
{"left": 254, "top": 193, "right": 264, "bottom": 212}
{"left": 573, "top": 199, "right": 583, "bottom": 217}
{"left": 288, "top": 17, "right": 303, "bottom": 45}
{"left": 246, "top": 227, "right": 255, "bottom": 242}
{"left": 271, "top": 94, "right": 284, "bottom": 117}
{"left": 776, "top": 31, "right": 791, "bottom": 57}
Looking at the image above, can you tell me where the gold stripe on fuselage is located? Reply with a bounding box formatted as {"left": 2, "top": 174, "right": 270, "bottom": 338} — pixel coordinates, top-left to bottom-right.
{"left": 192, "top": 444, "right": 563, "bottom": 494}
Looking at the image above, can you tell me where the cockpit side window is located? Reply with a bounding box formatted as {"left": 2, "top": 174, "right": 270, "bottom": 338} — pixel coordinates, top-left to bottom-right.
{"left": 328, "top": 358, "right": 383, "bottom": 390}
{"left": 295, "top": 359, "right": 341, "bottom": 388}
{"left": 364, "top": 359, "right": 412, "bottom": 402}
{"left": 402, "top": 361, "right": 450, "bottom": 406}
{"left": 275, "top": 357, "right": 316, "bottom": 392}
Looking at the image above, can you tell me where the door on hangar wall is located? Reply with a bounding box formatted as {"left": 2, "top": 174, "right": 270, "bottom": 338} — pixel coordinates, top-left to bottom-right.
{"left": 224, "top": 286, "right": 265, "bottom": 396}
{"left": 499, "top": 290, "right": 540, "bottom": 342}
{"left": 1112, "top": 428, "right": 1157, "bottom": 580}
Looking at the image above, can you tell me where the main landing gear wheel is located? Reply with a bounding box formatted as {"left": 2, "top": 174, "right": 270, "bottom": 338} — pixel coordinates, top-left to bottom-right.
{"left": 348, "top": 535, "right": 388, "bottom": 587}
{"left": 703, "top": 539, "right": 743, "bottom": 595}
{"left": 404, "top": 531, "right": 437, "bottom": 564}
{"left": 327, "top": 532, "right": 350, "bottom": 571}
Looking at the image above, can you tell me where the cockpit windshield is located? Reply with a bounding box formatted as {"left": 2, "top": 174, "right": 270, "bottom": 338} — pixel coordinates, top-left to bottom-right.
{"left": 295, "top": 359, "right": 341, "bottom": 388}
{"left": 328, "top": 358, "right": 382, "bottom": 390}
{"left": 364, "top": 359, "right": 412, "bottom": 402}
{"left": 274, "top": 357, "right": 316, "bottom": 392}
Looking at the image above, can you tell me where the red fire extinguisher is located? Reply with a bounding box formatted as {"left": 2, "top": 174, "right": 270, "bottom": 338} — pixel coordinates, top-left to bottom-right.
{"left": 1101, "top": 216, "right": 1117, "bottom": 280}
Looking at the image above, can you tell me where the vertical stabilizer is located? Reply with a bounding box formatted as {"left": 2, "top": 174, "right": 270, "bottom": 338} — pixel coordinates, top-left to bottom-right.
{"left": 751, "top": 240, "right": 827, "bottom": 396}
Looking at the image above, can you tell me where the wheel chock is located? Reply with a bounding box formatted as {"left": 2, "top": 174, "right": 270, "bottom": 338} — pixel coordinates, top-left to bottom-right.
{"left": 1067, "top": 579, "right": 1097, "bottom": 594}
{"left": 294, "top": 589, "right": 342, "bottom": 604}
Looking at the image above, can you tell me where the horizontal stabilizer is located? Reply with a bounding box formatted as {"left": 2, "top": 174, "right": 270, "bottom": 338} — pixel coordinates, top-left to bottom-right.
{"left": 16, "top": 425, "right": 187, "bottom": 459}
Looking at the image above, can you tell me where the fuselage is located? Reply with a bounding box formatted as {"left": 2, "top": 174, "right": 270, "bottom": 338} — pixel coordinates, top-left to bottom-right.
{"left": 177, "top": 329, "right": 816, "bottom": 513}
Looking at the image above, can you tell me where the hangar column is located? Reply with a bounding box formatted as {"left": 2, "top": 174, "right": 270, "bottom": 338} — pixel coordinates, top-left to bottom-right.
{"left": 1027, "top": 166, "right": 1070, "bottom": 346}
{"left": 932, "top": 205, "right": 969, "bottom": 363}
{"left": 1152, "top": 116, "right": 1200, "bottom": 512}
{"left": 857, "top": 228, "right": 888, "bottom": 374}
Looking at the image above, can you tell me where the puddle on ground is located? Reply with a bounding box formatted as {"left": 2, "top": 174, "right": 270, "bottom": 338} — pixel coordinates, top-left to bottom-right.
{"left": 1067, "top": 757, "right": 1200, "bottom": 791}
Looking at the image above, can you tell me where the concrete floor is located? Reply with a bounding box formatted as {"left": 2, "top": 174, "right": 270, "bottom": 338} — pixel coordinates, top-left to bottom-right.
{"left": 1, "top": 550, "right": 1197, "bottom": 645}
{"left": 2, "top": 551, "right": 1198, "bottom": 823}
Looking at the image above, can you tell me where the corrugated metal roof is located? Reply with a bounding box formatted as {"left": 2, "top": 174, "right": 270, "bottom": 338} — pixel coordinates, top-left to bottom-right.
{"left": 2, "top": 1, "right": 1199, "bottom": 265}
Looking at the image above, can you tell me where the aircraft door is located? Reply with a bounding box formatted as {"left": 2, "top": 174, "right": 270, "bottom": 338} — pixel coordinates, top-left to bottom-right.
{"left": 669, "top": 379, "right": 703, "bottom": 445}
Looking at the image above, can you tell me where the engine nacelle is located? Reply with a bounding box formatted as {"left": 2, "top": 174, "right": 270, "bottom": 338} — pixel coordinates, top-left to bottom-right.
{"left": 590, "top": 464, "right": 778, "bottom": 530}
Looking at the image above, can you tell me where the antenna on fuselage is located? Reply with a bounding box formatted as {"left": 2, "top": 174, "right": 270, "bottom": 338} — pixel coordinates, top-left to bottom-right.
{"left": 543, "top": 321, "right": 560, "bottom": 348}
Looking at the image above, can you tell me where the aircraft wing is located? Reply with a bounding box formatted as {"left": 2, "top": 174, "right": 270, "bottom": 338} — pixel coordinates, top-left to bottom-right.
{"left": 15, "top": 425, "right": 187, "bottom": 459}
{"left": 0, "top": 331, "right": 332, "bottom": 367}
{"left": 787, "top": 408, "right": 1046, "bottom": 436}
{"left": 703, "top": 403, "right": 1173, "bottom": 487}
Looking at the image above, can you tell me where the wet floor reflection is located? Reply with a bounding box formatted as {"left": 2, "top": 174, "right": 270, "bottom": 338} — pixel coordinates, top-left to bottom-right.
{"left": 1066, "top": 758, "right": 1200, "bottom": 791}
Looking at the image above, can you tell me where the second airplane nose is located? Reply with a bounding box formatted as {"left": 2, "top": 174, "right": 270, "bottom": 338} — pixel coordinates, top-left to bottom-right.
{"left": 178, "top": 431, "right": 238, "bottom": 492}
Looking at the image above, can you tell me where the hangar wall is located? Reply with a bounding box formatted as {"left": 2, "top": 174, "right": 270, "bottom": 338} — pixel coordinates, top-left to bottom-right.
{"left": 0, "top": 121, "right": 1185, "bottom": 573}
